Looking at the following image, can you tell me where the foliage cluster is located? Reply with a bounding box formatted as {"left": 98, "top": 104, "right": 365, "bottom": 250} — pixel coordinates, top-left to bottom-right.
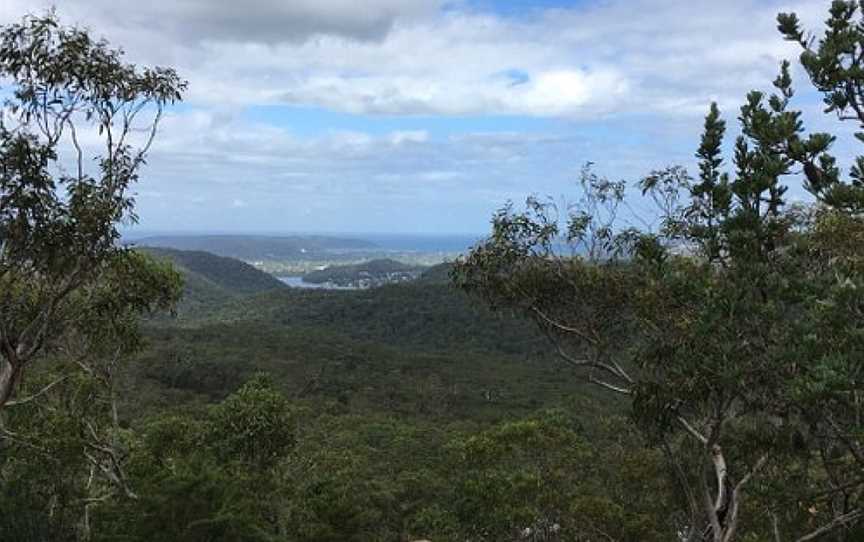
{"left": 452, "top": 3, "right": 864, "bottom": 540}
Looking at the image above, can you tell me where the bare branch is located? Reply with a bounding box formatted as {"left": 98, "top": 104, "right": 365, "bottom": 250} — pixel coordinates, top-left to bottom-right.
{"left": 532, "top": 305, "right": 598, "bottom": 345}
{"left": 0, "top": 426, "right": 49, "bottom": 454}
{"left": 796, "top": 509, "right": 864, "bottom": 542}
{"left": 734, "top": 453, "right": 770, "bottom": 494}
{"left": 678, "top": 416, "right": 709, "bottom": 445}
{"left": 5, "top": 375, "right": 70, "bottom": 407}
{"left": 609, "top": 358, "right": 634, "bottom": 384}
{"left": 722, "top": 453, "right": 770, "bottom": 542}
{"left": 662, "top": 438, "right": 701, "bottom": 541}
{"left": 552, "top": 343, "right": 633, "bottom": 394}
{"left": 588, "top": 374, "right": 632, "bottom": 395}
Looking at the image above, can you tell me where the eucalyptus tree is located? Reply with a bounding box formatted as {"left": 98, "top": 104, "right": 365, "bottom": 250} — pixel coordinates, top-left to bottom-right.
{"left": 454, "top": 5, "right": 864, "bottom": 541}
{"left": 0, "top": 12, "right": 186, "bottom": 410}
{"left": 0, "top": 250, "right": 182, "bottom": 540}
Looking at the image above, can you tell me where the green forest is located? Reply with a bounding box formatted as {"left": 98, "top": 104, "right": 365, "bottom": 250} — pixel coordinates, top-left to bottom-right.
{"left": 3, "top": 2, "right": 864, "bottom": 541}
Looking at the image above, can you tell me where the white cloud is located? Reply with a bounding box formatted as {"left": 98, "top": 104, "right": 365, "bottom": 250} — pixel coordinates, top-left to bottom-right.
{"left": 389, "top": 131, "right": 429, "bottom": 145}
{"left": 1, "top": 0, "right": 833, "bottom": 118}
{"left": 1, "top": 0, "right": 846, "bottom": 233}
{"left": 118, "top": 108, "right": 605, "bottom": 231}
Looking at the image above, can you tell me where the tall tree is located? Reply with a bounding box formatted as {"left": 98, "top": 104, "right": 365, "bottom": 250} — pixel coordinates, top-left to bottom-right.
{"left": 454, "top": 8, "right": 864, "bottom": 542}
{"left": 0, "top": 12, "right": 186, "bottom": 409}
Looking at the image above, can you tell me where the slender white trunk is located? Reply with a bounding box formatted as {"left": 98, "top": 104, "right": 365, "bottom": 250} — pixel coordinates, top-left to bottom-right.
{"left": 711, "top": 444, "right": 728, "bottom": 514}
{"left": 0, "top": 358, "right": 20, "bottom": 409}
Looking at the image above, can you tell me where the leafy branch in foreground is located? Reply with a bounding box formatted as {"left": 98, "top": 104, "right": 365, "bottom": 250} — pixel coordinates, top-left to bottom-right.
{"left": 0, "top": 12, "right": 186, "bottom": 410}
{"left": 454, "top": 7, "right": 864, "bottom": 541}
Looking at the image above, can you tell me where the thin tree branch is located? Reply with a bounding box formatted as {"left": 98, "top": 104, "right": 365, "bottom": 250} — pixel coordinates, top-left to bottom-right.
{"left": 5, "top": 375, "right": 69, "bottom": 407}
{"left": 678, "top": 416, "right": 709, "bottom": 445}
{"left": 662, "top": 438, "right": 700, "bottom": 542}
{"left": 722, "top": 452, "right": 770, "bottom": 542}
{"left": 548, "top": 337, "right": 633, "bottom": 392}
{"left": 771, "top": 512, "right": 781, "bottom": 542}
{"left": 796, "top": 509, "right": 864, "bottom": 542}
{"left": 587, "top": 374, "right": 632, "bottom": 395}
{"left": 532, "top": 305, "right": 598, "bottom": 345}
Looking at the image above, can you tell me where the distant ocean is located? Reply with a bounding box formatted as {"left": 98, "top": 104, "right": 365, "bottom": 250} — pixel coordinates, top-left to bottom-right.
{"left": 355, "top": 233, "right": 482, "bottom": 253}
{"left": 122, "top": 231, "right": 484, "bottom": 254}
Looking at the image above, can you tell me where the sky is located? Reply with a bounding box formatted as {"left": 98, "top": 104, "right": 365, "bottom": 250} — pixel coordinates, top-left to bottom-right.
{"left": 0, "top": 0, "right": 852, "bottom": 235}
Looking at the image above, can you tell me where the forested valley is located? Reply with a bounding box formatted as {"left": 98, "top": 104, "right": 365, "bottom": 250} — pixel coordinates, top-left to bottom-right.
{"left": 3, "top": 2, "right": 864, "bottom": 542}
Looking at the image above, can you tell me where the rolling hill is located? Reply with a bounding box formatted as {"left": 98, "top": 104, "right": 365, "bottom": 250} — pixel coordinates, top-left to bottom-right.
{"left": 139, "top": 247, "right": 286, "bottom": 314}
{"left": 121, "top": 248, "right": 615, "bottom": 422}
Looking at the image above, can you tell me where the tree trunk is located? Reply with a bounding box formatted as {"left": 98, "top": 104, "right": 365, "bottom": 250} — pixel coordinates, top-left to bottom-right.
{"left": 701, "top": 444, "right": 738, "bottom": 542}
{"left": 0, "top": 357, "right": 21, "bottom": 410}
